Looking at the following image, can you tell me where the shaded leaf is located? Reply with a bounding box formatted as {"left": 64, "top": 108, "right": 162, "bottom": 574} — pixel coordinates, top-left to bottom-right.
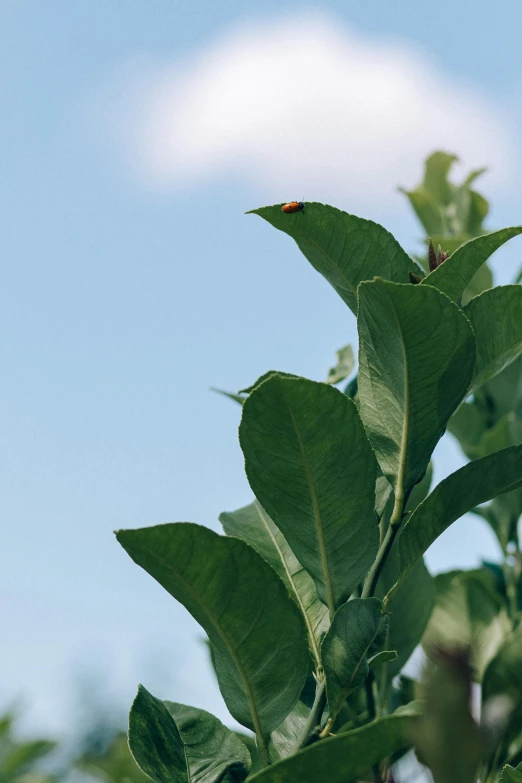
{"left": 128, "top": 686, "right": 187, "bottom": 783}
{"left": 322, "top": 598, "right": 385, "bottom": 720}
{"left": 117, "top": 524, "right": 309, "bottom": 739}
{"left": 164, "top": 702, "right": 251, "bottom": 783}
{"left": 248, "top": 203, "right": 417, "bottom": 313}
{"left": 396, "top": 445, "right": 522, "bottom": 585}
{"left": 368, "top": 650, "right": 398, "bottom": 671}
{"left": 326, "top": 344, "right": 354, "bottom": 385}
{"left": 357, "top": 279, "right": 475, "bottom": 494}
{"left": 465, "top": 286, "right": 522, "bottom": 393}
{"left": 268, "top": 701, "right": 310, "bottom": 762}
{"left": 220, "top": 501, "right": 328, "bottom": 670}
{"left": 247, "top": 710, "right": 418, "bottom": 783}
{"left": 422, "top": 227, "right": 522, "bottom": 303}
{"left": 239, "top": 376, "right": 378, "bottom": 617}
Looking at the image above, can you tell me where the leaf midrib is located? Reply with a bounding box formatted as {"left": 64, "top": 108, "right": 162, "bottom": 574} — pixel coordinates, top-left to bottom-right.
{"left": 279, "top": 383, "right": 337, "bottom": 620}
{"left": 254, "top": 503, "right": 322, "bottom": 669}
{"left": 131, "top": 538, "right": 268, "bottom": 749}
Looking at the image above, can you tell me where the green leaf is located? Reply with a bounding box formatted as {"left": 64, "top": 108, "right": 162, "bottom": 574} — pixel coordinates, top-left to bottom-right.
{"left": 117, "top": 524, "right": 309, "bottom": 742}
{"left": 461, "top": 262, "right": 493, "bottom": 307}
{"left": 219, "top": 501, "right": 328, "bottom": 670}
{"left": 424, "top": 151, "right": 459, "bottom": 205}
{"left": 396, "top": 445, "right": 522, "bottom": 585}
{"left": 248, "top": 203, "right": 417, "bottom": 313}
{"left": 326, "top": 345, "right": 354, "bottom": 385}
{"left": 483, "top": 625, "right": 522, "bottom": 703}
{"left": 210, "top": 388, "right": 246, "bottom": 406}
{"left": 322, "top": 598, "right": 386, "bottom": 720}
{"left": 465, "top": 286, "right": 522, "bottom": 393}
{"left": 268, "top": 701, "right": 310, "bottom": 762}
{"left": 128, "top": 686, "right": 187, "bottom": 783}
{"left": 378, "top": 554, "right": 435, "bottom": 678}
{"left": 357, "top": 279, "right": 475, "bottom": 495}
{"left": 501, "top": 764, "right": 522, "bottom": 782}
{"left": 239, "top": 376, "right": 378, "bottom": 617}
{"left": 246, "top": 710, "right": 417, "bottom": 783}
{"left": 368, "top": 650, "right": 398, "bottom": 671}
{"left": 164, "top": 702, "right": 251, "bottom": 783}
{"left": 399, "top": 187, "right": 444, "bottom": 236}
{"left": 239, "top": 371, "right": 300, "bottom": 396}
{"left": 422, "top": 570, "right": 510, "bottom": 681}
{"left": 422, "top": 227, "right": 522, "bottom": 303}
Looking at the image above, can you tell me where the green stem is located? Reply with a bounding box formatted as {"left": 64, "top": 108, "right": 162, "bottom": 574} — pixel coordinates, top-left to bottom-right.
{"left": 256, "top": 732, "right": 271, "bottom": 767}
{"left": 362, "top": 484, "right": 408, "bottom": 600}
{"left": 295, "top": 680, "right": 327, "bottom": 750}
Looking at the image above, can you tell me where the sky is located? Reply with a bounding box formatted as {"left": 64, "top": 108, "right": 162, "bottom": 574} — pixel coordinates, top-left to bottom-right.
{"left": 2, "top": 0, "right": 522, "bottom": 742}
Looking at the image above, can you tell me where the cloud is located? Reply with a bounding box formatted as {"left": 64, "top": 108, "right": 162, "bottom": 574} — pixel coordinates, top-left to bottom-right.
{"left": 106, "top": 14, "right": 516, "bottom": 204}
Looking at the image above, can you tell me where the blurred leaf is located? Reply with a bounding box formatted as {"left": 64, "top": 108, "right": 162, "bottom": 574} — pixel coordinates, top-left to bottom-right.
{"left": 413, "top": 652, "right": 481, "bottom": 783}
{"left": 247, "top": 710, "right": 418, "bottom": 783}
{"left": 239, "top": 376, "right": 378, "bottom": 616}
{"left": 422, "top": 570, "right": 510, "bottom": 680}
{"left": 399, "top": 188, "right": 444, "bottom": 236}
{"left": 326, "top": 345, "right": 354, "bottom": 385}
{"left": 424, "top": 151, "right": 459, "bottom": 205}
{"left": 248, "top": 203, "right": 417, "bottom": 313}
{"left": 128, "top": 687, "right": 187, "bottom": 783}
{"left": 220, "top": 501, "right": 328, "bottom": 670}
{"left": 483, "top": 626, "right": 522, "bottom": 704}
{"left": 357, "top": 279, "right": 475, "bottom": 494}
{"left": 117, "top": 524, "right": 309, "bottom": 738}
{"left": 322, "top": 598, "right": 386, "bottom": 720}
{"left": 164, "top": 702, "right": 251, "bottom": 783}
{"left": 422, "top": 227, "right": 522, "bottom": 303}
{"left": 396, "top": 445, "right": 522, "bottom": 585}
{"left": 78, "top": 732, "right": 150, "bottom": 783}
{"left": 465, "top": 286, "right": 522, "bottom": 393}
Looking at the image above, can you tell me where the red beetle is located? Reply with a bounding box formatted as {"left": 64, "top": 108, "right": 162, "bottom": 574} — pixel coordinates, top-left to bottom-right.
{"left": 281, "top": 201, "right": 305, "bottom": 214}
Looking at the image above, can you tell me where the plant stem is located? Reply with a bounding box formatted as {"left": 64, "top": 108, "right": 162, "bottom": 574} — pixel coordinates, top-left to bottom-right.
{"left": 295, "top": 680, "right": 327, "bottom": 750}
{"left": 362, "top": 493, "right": 403, "bottom": 600}
{"left": 256, "top": 732, "right": 272, "bottom": 767}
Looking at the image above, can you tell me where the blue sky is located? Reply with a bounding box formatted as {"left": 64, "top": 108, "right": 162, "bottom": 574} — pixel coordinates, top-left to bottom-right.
{"left": 2, "top": 0, "right": 522, "bottom": 739}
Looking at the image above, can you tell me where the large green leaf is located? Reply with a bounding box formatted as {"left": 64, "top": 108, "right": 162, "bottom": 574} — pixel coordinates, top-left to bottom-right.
{"left": 128, "top": 686, "right": 188, "bottom": 783}
{"left": 164, "top": 702, "right": 251, "bottom": 783}
{"left": 422, "top": 570, "right": 510, "bottom": 681}
{"left": 396, "top": 445, "right": 522, "bottom": 585}
{"left": 239, "top": 376, "right": 378, "bottom": 617}
{"left": 117, "top": 524, "right": 309, "bottom": 742}
{"left": 247, "top": 709, "right": 417, "bottom": 783}
{"left": 219, "top": 501, "right": 328, "bottom": 670}
{"left": 501, "top": 764, "right": 522, "bottom": 782}
{"left": 321, "top": 598, "right": 385, "bottom": 721}
{"left": 421, "top": 227, "right": 522, "bottom": 303}
{"left": 248, "top": 203, "right": 417, "bottom": 313}
{"left": 357, "top": 279, "right": 475, "bottom": 495}
{"left": 465, "top": 286, "right": 522, "bottom": 393}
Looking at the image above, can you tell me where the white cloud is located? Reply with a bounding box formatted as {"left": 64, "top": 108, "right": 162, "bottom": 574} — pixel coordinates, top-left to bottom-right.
{"left": 107, "top": 14, "right": 517, "bottom": 204}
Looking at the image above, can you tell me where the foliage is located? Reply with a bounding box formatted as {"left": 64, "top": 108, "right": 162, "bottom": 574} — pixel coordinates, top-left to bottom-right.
{"left": 116, "top": 151, "right": 522, "bottom": 782}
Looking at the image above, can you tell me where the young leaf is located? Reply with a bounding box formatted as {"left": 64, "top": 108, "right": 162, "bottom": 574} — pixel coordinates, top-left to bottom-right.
{"left": 117, "top": 524, "right": 309, "bottom": 744}
{"left": 220, "top": 501, "right": 328, "bottom": 671}
{"left": 321, "top": 598, "right": 386, "bottom": 721}
{"left": 357, "top": 279, "right": 475, "bottom": 497}
{"left": 246, "top": 709, "right": 418, "bottom": 783}
{"left": 368, "top": 650, "right": 398, "bottom": 671}
{"left": 421, "top": 227, "right": 522, "bottom": 303}
{"left": 248, "top": 203, "right": 417, "bottom": 313}
{"left": 164, "top": 702, "right": 251, "bottom": 783}
{"left": 128, "top": 686, "right": 188, "bottom": 783}
{"left": 465, "top": 286, "right": 522, "bottom": 393}
{"left": 326, "top": 345, "right": 354, "bottom": 385}
{"left": 396, "top": 445, "right": 522, "bottom": 585}
{"left": 239, "top": 376, "right": 379, "bottom": 617}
